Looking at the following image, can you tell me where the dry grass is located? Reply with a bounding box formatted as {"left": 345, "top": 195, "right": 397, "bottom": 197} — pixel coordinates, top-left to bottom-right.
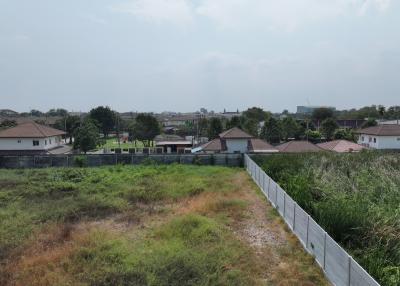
{"left": 2, "top": 168, "right": 329, "bottom": 286}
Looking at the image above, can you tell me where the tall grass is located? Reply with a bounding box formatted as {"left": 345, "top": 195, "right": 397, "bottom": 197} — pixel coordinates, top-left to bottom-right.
{"left": 254, "top": 151, "right": 400, "bottom": 286}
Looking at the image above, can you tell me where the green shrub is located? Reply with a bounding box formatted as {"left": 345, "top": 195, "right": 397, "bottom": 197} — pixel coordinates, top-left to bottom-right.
{"left": 74, "top": 156, "right": 88, "bottom": 168}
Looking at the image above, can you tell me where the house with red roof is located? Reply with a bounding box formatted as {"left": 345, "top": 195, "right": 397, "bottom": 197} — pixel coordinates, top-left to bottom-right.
{"left": 0, "top": 122, "right": 66, "bottom": 154}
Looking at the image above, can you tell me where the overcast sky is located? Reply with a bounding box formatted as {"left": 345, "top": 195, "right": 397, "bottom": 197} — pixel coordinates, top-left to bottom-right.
{"left": 0, "top": 0, "right": 399, "bottom": 113}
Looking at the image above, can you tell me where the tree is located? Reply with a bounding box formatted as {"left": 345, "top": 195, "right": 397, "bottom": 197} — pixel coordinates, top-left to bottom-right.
{"left": 129, "top": 113, "right": 160, "bottom": 146}
{"left": 242, "top": 107, "right": 270, "bottom": 122}
{"left": 55, "top": 115, "right": 80, "bottom": 144}
{"left": 334, "top": 129, "right": 355, "bottom": 141}
{"left": 305, "top": 130, "right": 322, "bottom": 142}
{"left": 226, "top": 116, "right": 242, "bottom": 129}
{"left": 378, "top": 105, "right": 385, "bottom": 119}
{"left": 47, "top": 108, "right": 68, "bottom": 117}
{"left": 198, "top": 118, "right": 209, "bottom": 137}
{"left": 0, "top": 119, "right": 17, "bottom": 130}
{"left": 312, "top": 108, "right": 334, "bottom": 127}
{"left": 361, "top": 118, "right": 378, "bottom": 128}
{"left": 242, "top": 118, "right": 259, "bottom": 137}
{"left": 207, "top": 117, "right": 223, "bottom": 139}
{"left": 30, "top": 109, "right": 44, "bottom": 117}
{"left": 73, "top": 119, "right": 100, "bottom": 153}
{"left": 89, "top": 106, "right": 116, "bottom": 138}
{"left": 281, "top": 117, "right": 301, "bottom": 141}
{"left": 321, "top": 118, "right": 339, "bottom": 140}
{"left": 261, "top": 118, "right": 282, "bottom": 144}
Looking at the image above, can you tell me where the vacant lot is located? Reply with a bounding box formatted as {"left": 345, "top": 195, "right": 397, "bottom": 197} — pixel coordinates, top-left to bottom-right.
{"left": 254, "top": 151, "right": 400, "bottom": 286}
{"left": 0, "top": 164, "right": 327, "bottom": 286}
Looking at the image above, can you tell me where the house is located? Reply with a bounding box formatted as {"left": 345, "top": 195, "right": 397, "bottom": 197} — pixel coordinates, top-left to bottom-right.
{"left": 276, "top": 141, "right": 322, "bottom": 153}
{"left": 356, "top": 125, "right": 400, "bottom": 149}
{"left": 0, "top": 122, "right": 66, "bottom": 154}
{"left": 317, "top": 140, "right": 366, "bottom": 153}
{"left": 195, "top": 127, "right": 278, "bottom": 154}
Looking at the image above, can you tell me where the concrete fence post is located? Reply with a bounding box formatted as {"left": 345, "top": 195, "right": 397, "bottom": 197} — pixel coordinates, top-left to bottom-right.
{"left": 323, "top": 232, "right": 327, "bottom": 270}
{"left": 348, "top": 256, "right": 351, "bottom": 286}
{"left": 293, "top": 203, "right": 296, "bottom": 231}
{"left": 267, "top": 178, "right": 271, "bottom": 199}
{"left": 306, "top": 215, "right": 310, "bottom": 247}
{"left": 283, "top": 192, "right": 286, "bottom": 218}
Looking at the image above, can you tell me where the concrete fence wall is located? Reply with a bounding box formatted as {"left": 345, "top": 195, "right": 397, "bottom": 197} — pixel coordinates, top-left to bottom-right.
{"left": 244, "top": 155, "right": 380, "bottom": 286}
{"left": 0, "top": 153, "right": 243, "bottom": 169}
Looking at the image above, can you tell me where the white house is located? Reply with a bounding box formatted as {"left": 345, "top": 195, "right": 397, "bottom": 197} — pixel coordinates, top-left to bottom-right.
{"left": 356, "top": 125, "right": 400, "bottom": 149}
{"left": 0, "top": 122, "right": 66, "bottom": 154}
{"left": 196, "top": 127, "right": 278, "bottom": 154}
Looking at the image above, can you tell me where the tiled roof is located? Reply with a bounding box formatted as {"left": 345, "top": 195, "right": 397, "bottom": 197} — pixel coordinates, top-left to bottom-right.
{"left": 201, "top": 139, "right": 222, "bottom": 151}
{"left": 219, "top": 127, "right": 253, "bottom": 139}
{"left": 277, "top": 141, "right": 322, "bottom": 153}
{"left": 317, "top": 140, "right": 366, "bottom": 153}
{"left": 249, "top": 139, "right": 279, "bottom": 153}
{"left": 0, "top": 122, "right": 66, "bottom": 138}
{"left": 355, "top": 125, "right": 400, "bottom": 136}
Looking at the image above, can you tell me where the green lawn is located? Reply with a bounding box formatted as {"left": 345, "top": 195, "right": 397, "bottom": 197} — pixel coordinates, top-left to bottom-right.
{"left": 100, "top": 138, "right": 154, "bottom": 149}
{"left": 254, "top": 151, "right": 400, "bottom": 286}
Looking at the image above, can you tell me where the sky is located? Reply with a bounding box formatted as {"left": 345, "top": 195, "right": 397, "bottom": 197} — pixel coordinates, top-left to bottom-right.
{"left": 0, "top": 0, "right": 399, "bottom": 113}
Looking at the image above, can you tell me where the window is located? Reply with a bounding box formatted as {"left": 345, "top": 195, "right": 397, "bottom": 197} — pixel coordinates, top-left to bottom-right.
{"left": 397, "top": 138, "right": 400, "bottom": 141}
{"left": 45, "top": 140, "right": 47, "bottom": 145}
{"left": 361, "top": 136, "right": 364, "bottom": 141}
{"left": 369, "top": 137, "right": 372, "bottom": 143}
{"left": 17, "top": 140, "right": 21, "bottom": 143}
{"left": 374, "top": 138, "right": 376, "bottom": 143}
{"left": 49, "top": 139, "right": 52, "bottom": 144}
{"left": 33, "top": 140, "right": 39, "bottom": 146}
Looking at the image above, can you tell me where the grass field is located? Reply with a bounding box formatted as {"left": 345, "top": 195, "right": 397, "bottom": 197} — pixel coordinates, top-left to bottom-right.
{"left": 254, "top": 151, "right": 400, "bottom": 286}
{"left": 0, "top": 164, "right": 328, "bottom": 286}
{"left": 100, "top": 138, "right": 153, "bottom": 149}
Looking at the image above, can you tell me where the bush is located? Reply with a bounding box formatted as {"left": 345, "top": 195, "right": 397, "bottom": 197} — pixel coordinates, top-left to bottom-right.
{"left": 74, "top": 156, "right": 88, "bottom": 168}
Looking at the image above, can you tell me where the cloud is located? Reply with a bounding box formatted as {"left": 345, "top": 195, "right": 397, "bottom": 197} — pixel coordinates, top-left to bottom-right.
{"left": 359, "top": 0, "right": 391, "bottom": 15}
{"left": 110, "top": 0, "right": 392, "bottom": 30}
{"left": 196, "top": 0, "right": 392, "bottom": 31}
{"left": 111, "top": 0, "right": 193, "bottom": 26}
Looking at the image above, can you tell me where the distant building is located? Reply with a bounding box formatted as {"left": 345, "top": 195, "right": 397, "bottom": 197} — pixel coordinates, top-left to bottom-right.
{"left": 154, "top": 134, "right": 192, "bottom": 153}
{"left": 356, "top": 125, "right": 400, "bottom": 149}
{"left": 195, "top": 127, "right": 278, "bottom": 154}
{"left": 0, "top": 109, "right": 18, "bottom": 117}
{"left": 377, "top": 119, "right": 400, "bottom": 125}
{"left": 297, "top": 106, "right": 336, "bottom": 115}
{"left": 0, "top": 122, "right": 66, "bottom": 154}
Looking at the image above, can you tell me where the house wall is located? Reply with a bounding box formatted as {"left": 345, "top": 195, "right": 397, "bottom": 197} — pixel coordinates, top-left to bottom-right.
{"left": 0, "top": 136, "right": 63, "bottom": 150}
{"left": 225, "top": 139, "right": 249, "bottom": 153}
{"left": 358, "top": 134, "right": 400, "bottom": 149}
